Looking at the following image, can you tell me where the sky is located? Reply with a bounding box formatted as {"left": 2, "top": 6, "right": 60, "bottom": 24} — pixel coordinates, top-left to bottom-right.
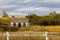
{"left": 0, "top": 0, "right": 60, "bottom": 16}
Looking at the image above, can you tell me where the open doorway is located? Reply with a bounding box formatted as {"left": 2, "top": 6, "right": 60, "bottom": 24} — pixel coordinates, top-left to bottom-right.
{"left": 14, "top": 23, "right": 16, "bottom": 26}
{"left": 23, "top": 23, "right": 26, "bottom": 27}
{"left": 18, "top": 23, "right": 21, "bottom": 27}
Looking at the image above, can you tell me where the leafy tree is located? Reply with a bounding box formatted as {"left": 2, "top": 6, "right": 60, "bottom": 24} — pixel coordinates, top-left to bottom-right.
{"left": 26, "top": 12, "right": 60, "bottom": 25}
{"left": 26, "top": 14, "right": 43, "bottom": 25}
{"left": 0, "top": 11, "right": 10, "bottom": 27}
{"left": 26, "top": 14, "right": 37, "bottom": 18}
{"left": 2, "top": 11, "right": 9, "bottom": 17}
{"left": 49, "top": 11, "right": 57, "bottom": 19}
{"left": 26, "top": 14, "right": 38, "bottom": 25}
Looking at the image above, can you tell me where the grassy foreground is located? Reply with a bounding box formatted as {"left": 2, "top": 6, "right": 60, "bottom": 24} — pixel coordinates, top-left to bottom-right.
{"left": 0, "top": 26, "right": 60, "bottom": 40}
{"left": 0, "top": 36, "right": 60, "bottom": 40}
{"left": 18, "top": 25, "right": 60, "bottom": 32}
{"left": 30, "top": 25, "right": 60, "bottom": 32}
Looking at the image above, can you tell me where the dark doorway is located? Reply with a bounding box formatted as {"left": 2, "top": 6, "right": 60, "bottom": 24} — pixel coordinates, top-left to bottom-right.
{"left": 23, "top": 23, "right": 26, "bottom": 27}
{"left": 14, "top": 23, "right": 16, "bottom": 26}
{"left": 18, "top": 23, "right": 21, "bottom": 27}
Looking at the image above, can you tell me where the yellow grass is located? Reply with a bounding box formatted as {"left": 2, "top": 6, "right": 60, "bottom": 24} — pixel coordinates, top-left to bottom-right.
{"left": 29, "top": 25, "right": 60, "bottom": 32}
{"left": 0, "top": 26, "right": 60, "bottom": 40}
{"left": 9, "top": 25, "right": 60, "bottom": 34}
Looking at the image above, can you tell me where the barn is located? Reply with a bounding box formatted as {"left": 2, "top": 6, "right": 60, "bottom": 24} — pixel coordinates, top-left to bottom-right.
{"left": 10, "top": 17, "right": 30, "bottom": 27}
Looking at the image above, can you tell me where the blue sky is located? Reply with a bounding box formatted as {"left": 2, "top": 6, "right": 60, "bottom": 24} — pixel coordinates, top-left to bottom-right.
{"left": 0, "top": 0, "right": 60, "bottom": 16}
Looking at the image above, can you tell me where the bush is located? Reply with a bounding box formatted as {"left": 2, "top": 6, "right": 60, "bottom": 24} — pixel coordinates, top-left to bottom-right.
{"left": 39, "top": 19, "right": 49, "bottom": 26}
{"left": 9, "top": 27, "right": 18, "bottom": 32}
{"left": 0, "top": 26, "right": 18, "bottom": 32}
{"left": 19, "top": 27, "right": 30, "bottom": 31}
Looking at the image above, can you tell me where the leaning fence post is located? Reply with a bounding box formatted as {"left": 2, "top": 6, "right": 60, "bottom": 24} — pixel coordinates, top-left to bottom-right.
{"left": 45, "top": 32, "right": 48, "bottom": 40}
{"left": 6, "top": 32, "right": 9, "bottom": 40}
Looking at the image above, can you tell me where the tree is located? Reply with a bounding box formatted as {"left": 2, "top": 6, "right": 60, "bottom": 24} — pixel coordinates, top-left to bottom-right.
{"left": 49, "top": 11, "right": 57, "bottom": 19}
{"left": 26, "top": 14, "right": 43, "bottom": 25}
{"left": 26, "top": 14, "right": 37, "bottom": 18}
{"left": 26, "top": 14, "right": 38, "bottom": 25}
{"left": 26, "top": 12, "right": 60, "bottom": 25}
{"left": 2, "top": 11, "right": 9, "bottom": 17}
{"left": 1, "top": 11, "right": 10, "bottom": 26}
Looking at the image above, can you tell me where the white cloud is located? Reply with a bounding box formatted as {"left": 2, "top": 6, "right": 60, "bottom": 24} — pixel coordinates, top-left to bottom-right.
{"left": 8, "top": 12, "right": 27, "bottom": 16}
{"left": 0, "top": 0, "right": 15, "bottom": 2}
{"left": 43, "top": 0, "right": 60, "bottom": 3}
{"left": 16, "top": 0, "right": 32, "bottom": 4}
{"left": 14, "top": 7, "right": 50, "bottom": 12}
{"left": 0, "top": 4, "right": 18, "bottom": 8}
{"left": 0, "top": 0, "right": 60, "bottom": 16}
{"left": 23, "top": 0, "right": 32, "bottom": 2}
{"left": 50, "top": 8, "right": 60, "bottom": 13}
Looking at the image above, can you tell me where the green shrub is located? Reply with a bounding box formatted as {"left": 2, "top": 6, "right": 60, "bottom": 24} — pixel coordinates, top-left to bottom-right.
{"left": 0, "top": 26, "right": 18, "bottom": 32}
{"left": 19, "top": 27, "right": 30, "bottom": 31}
{"left": 9, "top": 27, "right": 18, "bottom": 32}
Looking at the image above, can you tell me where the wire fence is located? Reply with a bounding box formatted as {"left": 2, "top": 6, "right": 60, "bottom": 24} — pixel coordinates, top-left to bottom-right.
{"left": 0, "top": 32, "right": 60, "bottom": 40}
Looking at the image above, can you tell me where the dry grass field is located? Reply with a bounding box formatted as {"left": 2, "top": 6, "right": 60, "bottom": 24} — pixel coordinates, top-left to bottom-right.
{"left": 28, "top": 25, "right": 60, "bottom": 32}
{"left": 0, "top": 25, "right": 60, "bottom": 40}
{"left": 9, "top": 26, "right": 60, "bottom": 40}
{"left": 18, "top": 25, "right": 60, "bottom": 32}
{"left": 0, "top": 36, "right": 60, "bottom": 40}
{"left": 9, "top": 36, "right": 60, "bottom": 40}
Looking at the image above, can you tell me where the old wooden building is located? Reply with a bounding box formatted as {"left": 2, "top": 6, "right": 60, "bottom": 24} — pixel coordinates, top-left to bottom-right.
{"left": 10, "top": 17, "right": 30, "bottom": 27}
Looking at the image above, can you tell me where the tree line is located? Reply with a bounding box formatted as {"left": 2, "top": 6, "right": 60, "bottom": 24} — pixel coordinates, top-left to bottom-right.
{"left": 26, "top": 11, "right": 60, "bottom": 25}
{"left": 0, "top": 11, "right": 60, "bottom": 32}
{"left": 1, "top": 11, "right": 60, "bottom": 26}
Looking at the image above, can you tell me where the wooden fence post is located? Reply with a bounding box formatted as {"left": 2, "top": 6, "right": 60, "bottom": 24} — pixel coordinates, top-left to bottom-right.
{"left": 6, "top": 32, "right": 9, "bottom": 40}
{"left": 45, "top": 32, "right": 48, "bottom": 40}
